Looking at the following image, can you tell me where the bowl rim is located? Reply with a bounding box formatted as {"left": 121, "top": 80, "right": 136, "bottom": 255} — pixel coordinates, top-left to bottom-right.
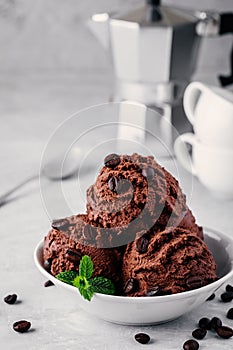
{"left": 34, "top": 227, "right": 233, "bottom": 303}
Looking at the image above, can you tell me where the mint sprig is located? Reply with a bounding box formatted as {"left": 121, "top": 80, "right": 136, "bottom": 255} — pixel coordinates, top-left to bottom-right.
{"left": 55, "top": 255, "right": 115, "bottom": 301}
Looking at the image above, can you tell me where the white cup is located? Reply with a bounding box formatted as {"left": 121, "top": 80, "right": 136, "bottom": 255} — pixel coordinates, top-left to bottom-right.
{"left": 174, "top": 133, "right": 233, "bottom": 200}
{"left": 183, "top": 82, "right": 233, "bottom": 148}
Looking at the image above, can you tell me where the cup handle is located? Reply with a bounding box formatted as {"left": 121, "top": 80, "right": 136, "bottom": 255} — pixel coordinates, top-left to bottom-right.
{"left": 174, "top": 133, "right": 197, "bottom": 175}
{"left": 183, "top": 82, "right": 206, "bottom": 125}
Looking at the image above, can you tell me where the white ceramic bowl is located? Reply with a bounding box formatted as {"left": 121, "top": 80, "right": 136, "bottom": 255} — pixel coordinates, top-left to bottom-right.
{"left": 34, "top": 228, "right": 233, "bottom": 325}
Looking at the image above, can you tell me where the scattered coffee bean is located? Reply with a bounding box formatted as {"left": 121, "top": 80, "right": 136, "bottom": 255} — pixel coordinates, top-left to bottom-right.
{"left": 134, "top": 333, "right": 150, "bottom": 344}
{"left": 124, "top": 278, "right": 137, "bottom": 294}
{"left": 216, "top": 325, "right": 233, "bottom": 339}
{"left": 44, "top": 280, "right": 54, "bottom": 287}
{"left": 65, "top": 248, "right": 82, "bottom": 263}
{"left": 192, "top": 328, "right": 207, "bottom": 340}
{"left": 198, "top": 317, "right": 211, "bottom": 330}
{"left": 104, "top": 154, "right": 120, "bottom": 168}
{"left": 221, "top": 292, "right": 233, "bottom": 302}
{"left": 206, "top": 293, "right": 215, "bottom": 301}
{"left": 43, "top": 258, "right": 52, "bottom": 271}
{"left": 136, "top": 235, "right": 149, "bottom": 254}
{"left": 142, "top": 166, "right": 155, "bottom": 179}
{"left": 108, "top": 176, "right": 119, "bottom": 192}
{"left": 4, "top": 294, "right": 17, "bottom": 304}
{"left": 226, "top": 284, "right": 233, "bottom": 293}
{"left": 52, "top": 218, "right": 70, "bottom": 231}
{"left": 146, "top": 286, "right": 162, "bottom": 297}
{"left": 210, "top": 317, "right": 222, "bottom": 330}
{"left": 186, "top": 276, "right": 203, "bottom": 290}
{"left": 183, "top": 339, "right": 199, "bottom": 350}
{"left": 13, "top": 320, "right": 31, "bottom": 333}
{"left": 227, "top": 308, "right": 233, "bottom": 320}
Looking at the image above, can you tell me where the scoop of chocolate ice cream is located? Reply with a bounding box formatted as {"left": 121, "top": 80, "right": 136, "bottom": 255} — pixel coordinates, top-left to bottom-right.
{"left": 122, "top": 227, "right": 217, "bottom": 296}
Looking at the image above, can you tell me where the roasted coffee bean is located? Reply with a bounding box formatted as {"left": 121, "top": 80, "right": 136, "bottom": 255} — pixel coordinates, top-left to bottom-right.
{"left": 104, "top": 154, "right": 120, "bottom": 168}
{"left": 52, "top": 218, "right": 70, "bottom": 231}
{"left": 198, "top": 317, "right": 211, "bottom": 330}
{"left": 186, "top": 276, "right": 203, "bottom": 290}
{"left": 65, "top": 248, "right": 82, "bottom": 263}
{"left": 192, "top": 328, "right": 207, "bottom": 340}
{"left": 221, "top": 292, "right": 233, "bottom": 302}
{"left": 146, "top": 286, "right": 161, "bottom": 297}
{"left": 183, "top": 339, "right": 199, "bottom": 350}
{"left": 226, "top": 284, "right": 233, "bottom": 293}
{"left": 134, "top": 333, "right": 150, "bottom": 344}
{"left": 124, "top": 278, "right": 137, "bottom": 294}
{"left": 108, "top": 176, "right": 119, "bottom": 192}
{"left": 4, "top": 294, "right": 17, "bottom": 304}
{"left": 43, "top": 258, "right": 52, "bottom": 271}
{"left": 142, "top": 166, "right": 155, "bottom": 179}
{"left": 206, "top": 293, "right": 215, "bottom": 301}
{"left": 13, "top": 320, "right": 31, "bottom": 333}
{"left": 136, "top": 235, "right": 149, "bottom": 254}
{"left": 44, "top": 280, "right": 54, "bottom": 287}
{"left": 227, "top": 308, "right": 233, "bottom": 319}
{"left": 210, "top": 317, "right": 222, "bottom": 330}
{"left": 216, "top": 325, "right": 233, "bottom": 339}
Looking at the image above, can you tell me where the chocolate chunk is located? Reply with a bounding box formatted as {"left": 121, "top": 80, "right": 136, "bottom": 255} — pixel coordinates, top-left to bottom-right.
{"left": 136, "top": 235, "right": 149, "bottom": 254}
{"left": 13, "top": 320, "right": 31, "bottom": 333}
{"left": 221, "top": 292, "right": 233, "bottom": 302}
{"left": 43, "top": 258, "right": 52, "bottom": 271}
{"left": 227, "top": 308, "right": 233, "bottom": 320}
{"left": 82, "top": 225, "right": 93, "bottom": 241}
{"left": 108, "top": 176, "right": 119, "bottom": 192}
{"left": 44, "top": 280, "right": 54, "bottom": 287}
{"left": 198, "top": 317, "right": 211, "bottom": 330}
{"left": 186, "top": 276, "right": 203, "bottom": 290}
{"left": 65, "top": 248, "right": 82, "bottom": 263}
{"left": 142, "top": 166, "right": 155, "bottom": 179}
{"left": 52, "top": 218, "right": 70, "bottom": 231}
{"left": 183, "top": 340, "right": 199, "bottom": 350}
{"left": 216, "top": 325, "right": 233, "bottom": 339}
{"left": 124, "top": 278, "right": 137, "bottom": 294}
{"left": 4, "top": 294, "right": 17, "bottom": 304}
{"left": 134, "top": 333, "right": 150, "bottom": 344}
{"left": 210, "top": 316, "right": 222, "bottom": 330}
{"left": 206, "top": 293, "right": 215, "bottom": 301}
{"left": 192, "top": 328, "right": 207, "bottom": 340}
{"left": 104, "top": 154, "right": 120, "bottom": 168}
{"left": 226, "top": 284, "right": 233, "bottom": 293}
{"left": 146, "top": 286, "right": 162, "bottom": 297}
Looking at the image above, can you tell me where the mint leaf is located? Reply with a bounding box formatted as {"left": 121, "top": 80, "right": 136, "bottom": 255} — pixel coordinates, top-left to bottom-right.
{"left": 56, "top": 270, "right": 79, "bottom": 285}
{"left": 79, "top": 255, "right": 93, "bottom": 279}
{"left": 90, "top": 276, "right": 115, "bottom": 295}
{"left": 73, "top": 275, "right": 94, "bottom": 301}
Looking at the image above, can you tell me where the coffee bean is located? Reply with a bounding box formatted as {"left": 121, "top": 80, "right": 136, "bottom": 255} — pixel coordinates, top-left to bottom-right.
{"left": 206, "top": 293, "right": 215, "bottom": 301}
{"left": 124, "top": 278, "right": 137, "bottom": 294}
{"left": 142, "top": 166, "right": 155, "bottom": 179}
{"left": 136, "top": 235, "right": 149, "bottom": 254}
{"left": 43, "top": 258, "right": 52, "bottom": 271}
{"left": 104, "top": 154, "right": 120, "bottom": 168}
{"left": 134, "top": 333, "right": 150, "bottom": 344}
{"left": 65, "top": 248, "right": 82, "bottom": 263}
{"left": 192, "top": 328, "right": 207, "bottom": 340}
{"left": 108, "top": 176, "right": 119, "bottom": 192}
{"left": 13, "top": 320, "right": 31, "bottom": 333}
{"left": 227, "top": 308, "right": 233, "bottom": 320}
{"left": 221, "top": 292, "right": 233, "bottom": 302}
{"left": 44, "top": 280, "right": 54, "bottom": 287}
{"left": 186, "top": 276, "right": 203, "bottom": 290}
{"left": 183, "top": 339, "right": 199, "bottom": 350}
{"left": 52, "top": 218, "right": 70, "bottom": 231}
{"left": 198, "top": 317, "right": 211, "bottom": 330}
{"left": 4, "top": 294, "right": 17, "bottom": 304}
{"left": 210, "top": 317, "right": 222, "bottom": 330}
{"left": 146, "top": 286, "right": 162, "bottom": 297}
{"left": 226, "top": 284, "right": 233, "bottom": 293}
{"left": 216, "top": 325, "right": 233, "bottom": 339}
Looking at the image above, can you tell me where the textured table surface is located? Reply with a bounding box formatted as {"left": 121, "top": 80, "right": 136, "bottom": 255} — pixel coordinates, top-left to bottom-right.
{"left": 1, "top": 73, "right": 233, "bottom": 350}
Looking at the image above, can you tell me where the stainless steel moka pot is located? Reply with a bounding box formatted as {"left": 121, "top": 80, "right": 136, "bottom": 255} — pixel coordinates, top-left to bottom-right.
{"left": 88, "top": 0, "right": 233, "bottom": 146}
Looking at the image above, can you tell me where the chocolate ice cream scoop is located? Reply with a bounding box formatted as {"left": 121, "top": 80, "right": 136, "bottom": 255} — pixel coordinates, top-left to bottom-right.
{"left": 122, "top": 227, "right": 217, "bottom": 296}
